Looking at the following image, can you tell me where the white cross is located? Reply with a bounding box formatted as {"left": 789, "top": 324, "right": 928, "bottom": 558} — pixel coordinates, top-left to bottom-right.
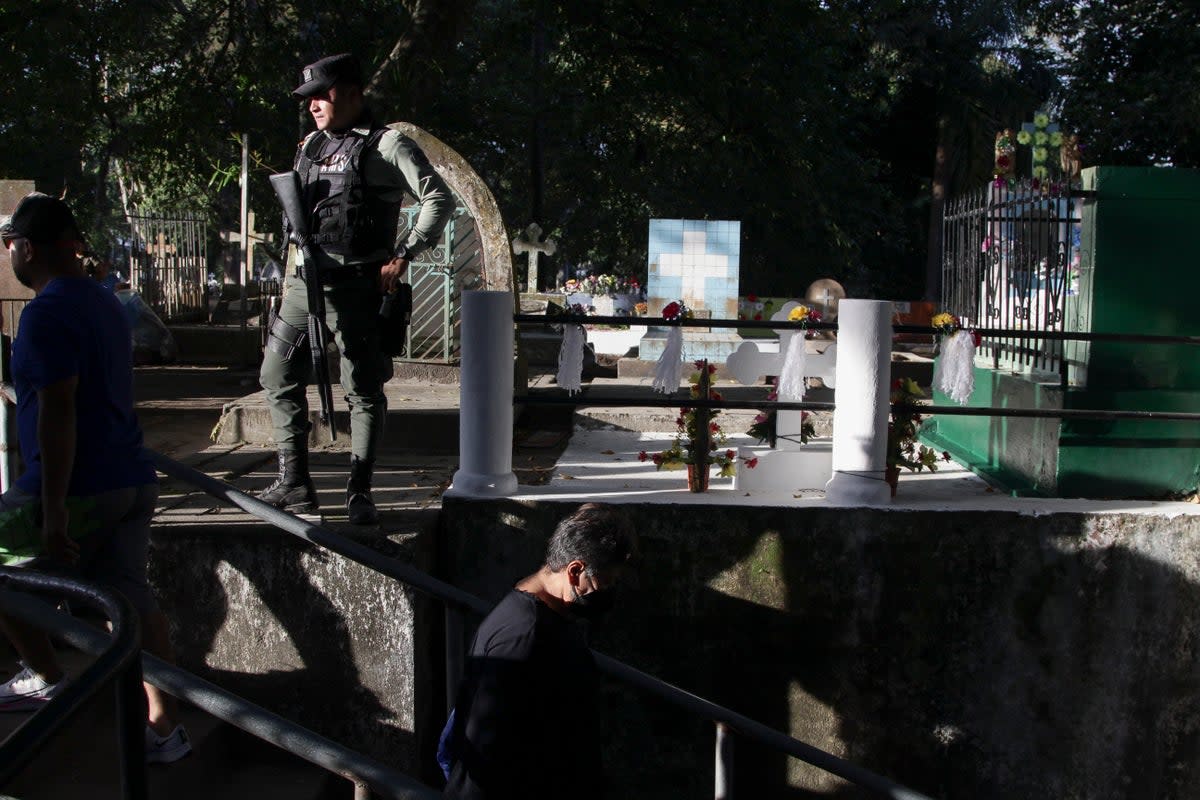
{"left": 655, "top": 230, "right": 729, "bottom": 308}
{"left": 726, "top": 301, "right": 837, "bottom": 453}
{"left": 512, "top": 223, "right": 556, "bottom": 291}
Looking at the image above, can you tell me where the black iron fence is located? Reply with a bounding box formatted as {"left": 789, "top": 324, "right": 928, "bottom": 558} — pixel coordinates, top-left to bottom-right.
{"left": 941, "top": 183, "right": 1092, "bottom": 378}
{"left": 122, "top": 213, "right": 208, "bottom": 322}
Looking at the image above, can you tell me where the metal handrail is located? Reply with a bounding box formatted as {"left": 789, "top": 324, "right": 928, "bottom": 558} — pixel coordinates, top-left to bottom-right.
{"left": 0, "top": 569, "right": 145, "bottom": 799}
{"left": 0, "top": 587, "right": 439, "bottom": 800}
{"left": 515, "top": 312, "right": 1200, "bottom": 346}
{"left": 148, "top": 450, "right": 936, "bottom": 800}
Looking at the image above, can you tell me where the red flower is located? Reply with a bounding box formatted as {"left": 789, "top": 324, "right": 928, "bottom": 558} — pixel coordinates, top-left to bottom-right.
{"left": 745, "top": 457, "right": 759, "bottom": 469}
{"left": 693, "top": 359, "right": 706, "bottom": 369}
{"left": 652, "top": 453, "right": 663, "bottom": 465}
{"left": 747, "top": 293, "right": 758, "bottom": 302}
{"left": 972, "top": 330, "right": 982, "bottom": 347}
{"left": 753, "top": 313, "right": 763, "bottom": 321}
{"left": 638, "top": 451, "right": 649, "bottom": 462}
{"left": 709, "top": 422, "right": 720, "bottom": 433}
{"left": 891, "top": 379, "right": 902, "bottom": 390}
{"left": 708, "top": 364, "right": 718, "bottom": 374}
{"left": 809, "top": 309, "right": 822, "bottom": 322}
{"left": 710, "top": 391, "right": 723, "bottom": 402}
{"left": 725, "top": 449, "right": 735, "bottom": 460}
{"left": 662, "top": 301, "right": 681, "bottom": 320}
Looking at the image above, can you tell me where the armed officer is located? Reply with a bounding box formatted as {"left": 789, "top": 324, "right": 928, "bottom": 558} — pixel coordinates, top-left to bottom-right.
{"left": 258, "top": 53, "right": 452, "bottom": 524}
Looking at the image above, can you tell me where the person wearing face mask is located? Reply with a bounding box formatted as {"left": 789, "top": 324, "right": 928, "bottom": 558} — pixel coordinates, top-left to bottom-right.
{"left": 442, "top": 503, "right": 637, "bottom": 799}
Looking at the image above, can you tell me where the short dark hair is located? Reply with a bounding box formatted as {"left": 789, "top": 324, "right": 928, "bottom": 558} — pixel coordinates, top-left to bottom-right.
{"left": 544, "top": 503, "right": 637, "bottom": 574}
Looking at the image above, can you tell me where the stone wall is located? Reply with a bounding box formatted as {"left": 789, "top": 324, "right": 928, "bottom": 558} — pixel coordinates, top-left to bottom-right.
{"left": 0, "top": 181, "right": 37, "bottom": 304}
{"left": 148, "top": 524, "right": 440, "bottom": 780}
{"left": 441, "top": 497, "right": 1200, "bottom": 799}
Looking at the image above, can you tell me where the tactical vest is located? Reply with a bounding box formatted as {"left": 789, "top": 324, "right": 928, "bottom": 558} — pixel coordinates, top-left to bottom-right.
{"left": 293, "top": 127, "right": 393, "bottom": 257}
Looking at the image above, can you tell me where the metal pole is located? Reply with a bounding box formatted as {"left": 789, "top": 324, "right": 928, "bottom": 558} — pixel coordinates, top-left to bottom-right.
{"left": 240, "top": 133, "right": 250, "bottom": 364}
{"left": 445, "top": 607, "right": 465, "bottom": 711}
{"left": 116, "top": 655, "right": 148, "bottom": 800}
{"left": 714, "top": 722, "right": 733, "bottom": 800}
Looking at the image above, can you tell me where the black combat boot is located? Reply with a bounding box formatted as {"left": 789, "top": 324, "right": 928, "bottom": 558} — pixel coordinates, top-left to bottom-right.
{"left": 346, "top": 456, "right": 378, "bottom": 525}
{"left": 258, "top": 450, "right": 319, "bottom": 513}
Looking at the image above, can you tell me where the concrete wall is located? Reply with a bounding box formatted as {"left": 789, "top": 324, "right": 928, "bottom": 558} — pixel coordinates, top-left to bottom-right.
{"left": 148, "top": 524, "right": 440, "bottom": 780}
{"left": 441, "top": 497, "right": 1200, "bottom": 799}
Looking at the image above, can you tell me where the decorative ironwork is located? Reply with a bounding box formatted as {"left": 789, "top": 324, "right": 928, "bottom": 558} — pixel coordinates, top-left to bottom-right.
{"left": 398, "top": 206, "right": 476, "bottom": 363}
{"left": 941, "top": 183, "right": 1087, "bottom": 378}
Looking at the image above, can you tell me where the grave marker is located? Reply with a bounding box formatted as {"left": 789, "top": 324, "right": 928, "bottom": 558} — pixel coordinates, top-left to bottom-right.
{"left": 512, "top": 222, "right": 556, "bottom": 292}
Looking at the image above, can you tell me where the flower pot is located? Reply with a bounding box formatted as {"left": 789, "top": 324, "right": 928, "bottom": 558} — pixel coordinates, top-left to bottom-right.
{"left": 686, "top": 463, "right": 710, "bottom": 493}
{"left": 885, "top": 466, "right": 900, "bottom": 497}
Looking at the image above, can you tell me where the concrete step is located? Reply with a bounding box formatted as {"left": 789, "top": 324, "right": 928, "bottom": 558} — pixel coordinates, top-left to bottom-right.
{"left": 2, "top": 646, "right": 337, "bottom": 800}
{"left": 212, "top": 381, "right": 462, "bottom": 451}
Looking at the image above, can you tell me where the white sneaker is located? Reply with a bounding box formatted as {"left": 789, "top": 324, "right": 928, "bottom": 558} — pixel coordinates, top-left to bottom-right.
{"left": 0, "top": 663, "right": 62, "bottom": 712}
{"left": 145, "top": 724, "right": 192, "bottom": 764}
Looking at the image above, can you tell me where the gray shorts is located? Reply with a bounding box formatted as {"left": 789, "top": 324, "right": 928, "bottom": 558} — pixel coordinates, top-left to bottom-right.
{"left": 0, "top": 483, "right": 160, "bottom": 615}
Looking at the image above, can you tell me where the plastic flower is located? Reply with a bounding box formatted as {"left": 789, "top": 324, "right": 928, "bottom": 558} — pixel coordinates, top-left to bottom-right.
{"left": 1032, "top": 147, "right": 1048, "bottom": 163}
{"left": 662, "top": 301, "right": 681, "bottom": 320}
{"left": 931, "top": 311, "right": 958, "bottom": 333}
{"left": 1017, "top": 130, "right": 1032, "bottom": 145}
{"left": 1034, "top": 131, "right": 1048, "bottom": 146}
{"left": 1034, "top": 112, "right": 1050, "bottom": 127}
{"left": 788, "top": 305, "right": 811, "bottom": 322}
{"left": 1032, "top": 165, "right": 1049, "bottom": 179}
{"left": 1050, "top": 131, "right": 1063, "bottom": 147}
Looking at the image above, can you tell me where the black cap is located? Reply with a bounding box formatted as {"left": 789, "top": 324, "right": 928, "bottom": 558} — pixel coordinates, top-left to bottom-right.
{"left": 293, "top": 53, "right": 364, "bottom": 100}
{"left": 1, "top": 193, "right": 81, "bottom": 245}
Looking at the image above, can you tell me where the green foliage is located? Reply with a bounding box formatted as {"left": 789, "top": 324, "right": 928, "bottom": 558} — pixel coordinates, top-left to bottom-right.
{"left": 1, "top": 0, "right": 1195, "bottom": 294}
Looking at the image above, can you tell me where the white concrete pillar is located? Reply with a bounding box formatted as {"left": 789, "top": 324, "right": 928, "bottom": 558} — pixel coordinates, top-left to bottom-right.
{"left": 824, "top": 299, "right": 892, "bottom": 505}
{"left": 449, "top": 291, "right": 518, "bottom": 497}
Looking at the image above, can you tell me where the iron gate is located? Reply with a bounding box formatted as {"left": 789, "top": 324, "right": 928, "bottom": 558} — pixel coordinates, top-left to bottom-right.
{"left": 122, "top": 213, "right": 208, "bottom": 322}
{"left": 941, "top": 183, "right": 1085, "bottom": 377}
{"left": 400, "top": 205, "right": 479, "bottom": 363}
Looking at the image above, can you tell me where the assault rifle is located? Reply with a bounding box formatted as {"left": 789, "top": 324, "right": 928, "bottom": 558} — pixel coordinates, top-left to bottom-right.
{"left": 269, "top": 170, "right": 337, "bottom": 440}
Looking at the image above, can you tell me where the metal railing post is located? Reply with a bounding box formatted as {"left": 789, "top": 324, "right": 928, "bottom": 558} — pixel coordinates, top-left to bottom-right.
{"left": 445, "top": 606, "right": 465, "bottom": 710}
{"left": 714, "top": 721, "right": 733, "bottom": 800}
{"left": 116, "top": 656, "right": 148, "bottom": 800}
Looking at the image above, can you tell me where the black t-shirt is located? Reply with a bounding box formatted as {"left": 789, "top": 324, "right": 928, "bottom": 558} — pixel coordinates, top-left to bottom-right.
{"left": 445, "top": 590, "right": 603, "bottom": 799}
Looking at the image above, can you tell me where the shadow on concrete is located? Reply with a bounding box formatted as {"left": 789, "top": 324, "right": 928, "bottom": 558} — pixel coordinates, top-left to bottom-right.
{"left": 440, "top": 499, "right": 1200, "bottom": 799}
{"left": 150, "top": 527, "right": 428, "bottom": 775}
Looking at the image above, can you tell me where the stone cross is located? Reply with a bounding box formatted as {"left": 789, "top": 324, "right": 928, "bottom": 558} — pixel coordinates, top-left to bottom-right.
{"left": 511, "top": 223, "right": 556, "bottom": 292}
{"left": 725, "top": 301, "right": 838, "bottom": 452}
{"left": 220, "top": 211, "right": 275, "bottom": 280}
{"left": 149, "top": 232, "right": 176, "bottom": 260}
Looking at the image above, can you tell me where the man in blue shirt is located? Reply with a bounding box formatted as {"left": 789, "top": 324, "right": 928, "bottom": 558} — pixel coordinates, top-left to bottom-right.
{"left": 0, "top": 193, "right": 190, "bottom": 763}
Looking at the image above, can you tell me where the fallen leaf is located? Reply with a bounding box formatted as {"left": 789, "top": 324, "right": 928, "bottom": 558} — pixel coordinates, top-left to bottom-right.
{"left": 558, "top": 473, "right": 576, "bottom": 480}
{"left": 600, "top": 449, "right": 615, "bottom": 455}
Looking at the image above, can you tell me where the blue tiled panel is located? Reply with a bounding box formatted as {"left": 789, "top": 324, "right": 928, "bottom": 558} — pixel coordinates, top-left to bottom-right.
{"left": 647, "top": 219, "right": 741, "bottom": 308}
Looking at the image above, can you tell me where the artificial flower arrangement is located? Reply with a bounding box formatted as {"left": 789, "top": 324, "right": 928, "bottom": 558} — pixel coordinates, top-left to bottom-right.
{"left": 887, "top": 377, "right": 950, "bottom": 474}
{"left": 930, "top": 310, "right": 980, "bottom": 405}
{"left": 640, "top": 360, "right": 758, "bottom": 478}
{"left": 746, "top": 376, "right": 816, "bottom": 447}
{"left": 559, "top": 274, "right": 642, "bottom": 297}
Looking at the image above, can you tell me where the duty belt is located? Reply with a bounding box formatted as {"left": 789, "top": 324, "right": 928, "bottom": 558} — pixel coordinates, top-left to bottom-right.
{"left": 295, "top": 261, "right": 382, "bottom": 284}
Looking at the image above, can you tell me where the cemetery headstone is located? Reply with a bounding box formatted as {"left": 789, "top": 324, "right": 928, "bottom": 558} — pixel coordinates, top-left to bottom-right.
{"left": 639, "top": 219, "right": 744, "bottom": 363}
{"left": 512, "top": 222, "right": 556, "bottom": 292}
{"left": 0, "top": 181, "right": 37, "bottom": 303}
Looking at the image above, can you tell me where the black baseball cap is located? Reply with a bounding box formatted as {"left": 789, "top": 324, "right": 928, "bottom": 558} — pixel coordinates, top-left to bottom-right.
{"left": 1, "top": 193, "right": 81, "bottom": 245}
{"left": 293, "top": 53, "right": 364, "bottom": 100}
